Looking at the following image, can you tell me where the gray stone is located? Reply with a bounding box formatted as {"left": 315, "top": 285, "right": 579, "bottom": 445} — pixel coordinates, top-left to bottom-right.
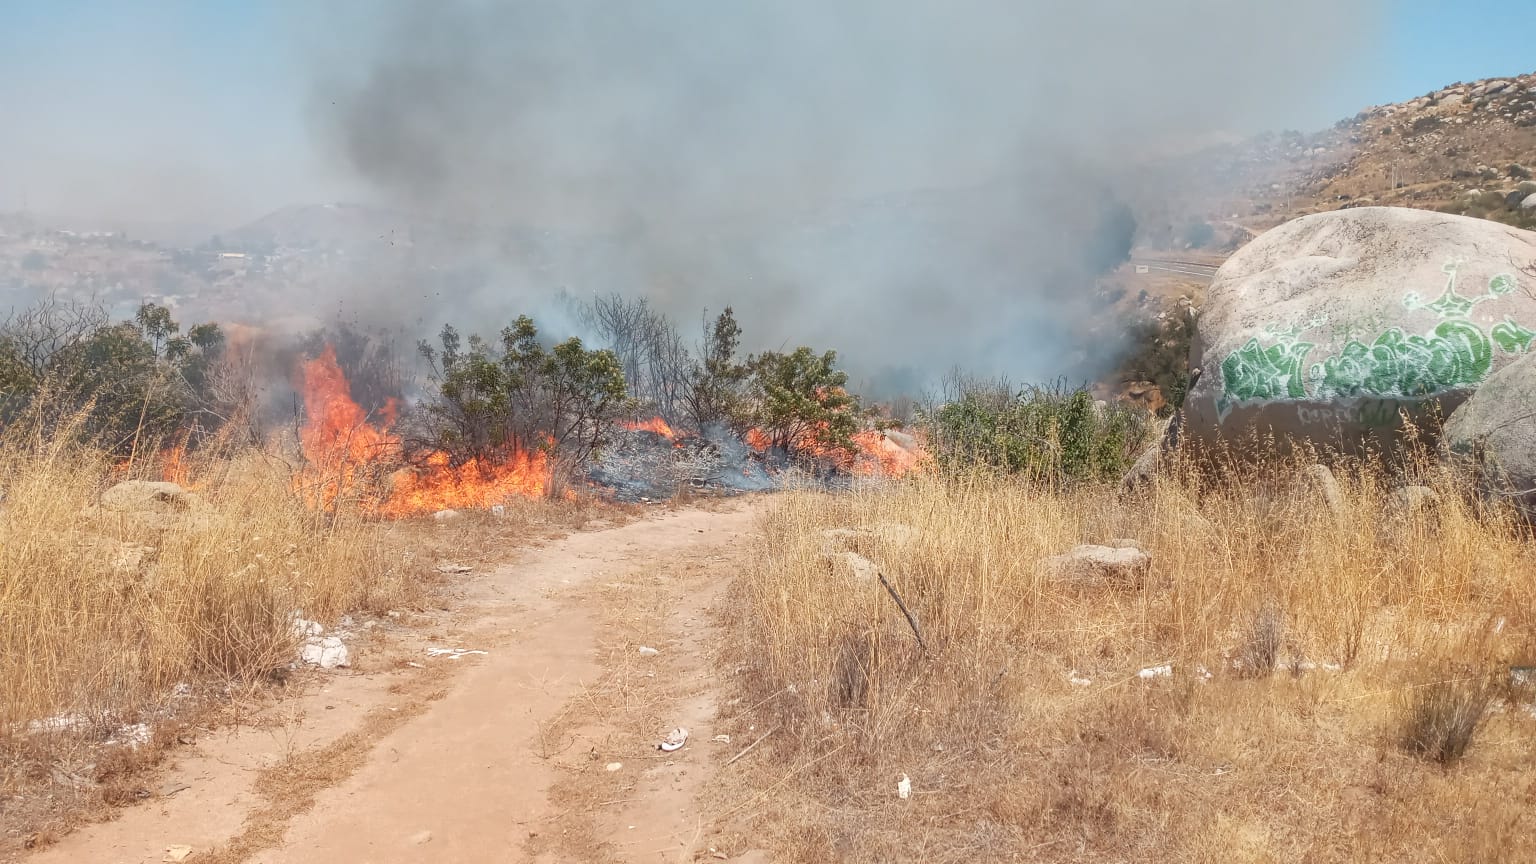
{"left": 432, "top": 509, "right": 463, "bottom": 522}
{"left": 1300, "top": 464, "right": 1345, "bottom": 516}
{"left": 1380, "top": 485, "right": 1441, "bottom": 536}
{"left": 1120, "top": 415, "right": 1175, "bottom": 493}
{"left": 1521, "top": 193, "right": 1536, "bottom": 211}
{"left": 1183, "top": 208, "right": 1536, "bottom": 453}
{"left": 1041, "top": 545, "right": 1150, "bottom": 588}
{"left": 1441, "top": 94, "right": 1466, "bottom": 107}
{"left": 99, "top": 480, "right": 191, "bottom": 513}
{"left": 1443, "top": 351, "right": 1536, "bottom": 518}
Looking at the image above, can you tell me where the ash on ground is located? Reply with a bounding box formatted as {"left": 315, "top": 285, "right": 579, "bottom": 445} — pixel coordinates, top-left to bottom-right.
{"left": 588, "top": 425, "right": 803, "bottom": 501}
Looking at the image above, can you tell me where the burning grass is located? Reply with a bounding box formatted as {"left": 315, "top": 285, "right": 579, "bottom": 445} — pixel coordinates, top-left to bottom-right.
{"left": 720, "top": 458, "right": 1536, "bottom": 862}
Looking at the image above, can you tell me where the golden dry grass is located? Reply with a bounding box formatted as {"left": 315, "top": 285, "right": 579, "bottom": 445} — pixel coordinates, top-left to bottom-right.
{"left": 0, "top": 441, "right": 409, "bottom": 732}
{"left": 722, "top": 458, "right": 1536, "bottom": 863}
{"left": 0, "top": 426, "right": 422, "bottom": 845}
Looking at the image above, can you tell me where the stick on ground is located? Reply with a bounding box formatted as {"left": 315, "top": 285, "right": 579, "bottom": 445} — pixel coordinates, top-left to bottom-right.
{"left": 878, "top": 571, "right": 928, "bottom": 654}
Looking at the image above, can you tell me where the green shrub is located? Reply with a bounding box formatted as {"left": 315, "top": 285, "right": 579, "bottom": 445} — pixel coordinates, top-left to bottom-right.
{"left": 918, "top": 380, "right": 1152, "bottom": 484}
{"left": 0, "top": 297, "right": 224, "bottom": 455}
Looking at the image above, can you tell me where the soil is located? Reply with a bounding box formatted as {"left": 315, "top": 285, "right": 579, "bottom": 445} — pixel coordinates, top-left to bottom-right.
{"left": 18, "top": 501, "right": 766, "bottom": 864}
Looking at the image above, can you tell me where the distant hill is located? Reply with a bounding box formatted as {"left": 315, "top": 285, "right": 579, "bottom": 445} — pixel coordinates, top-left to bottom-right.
{"left": 1132, "top": 69, "right": 1536, "bottom": 245}
{"left": 220, "top": 203, "right": 473, "bottom": 252}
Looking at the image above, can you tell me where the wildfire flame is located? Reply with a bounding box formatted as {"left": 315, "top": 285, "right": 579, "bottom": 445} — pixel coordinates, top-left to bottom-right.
{"left": 742, "top": 424, "right": 927, "bottom": 478}
{"left": 622, "top": 417, "right": 678, "bottom": 440}
{"left": 297, "top": 344, "right": 554, "bottom": 516}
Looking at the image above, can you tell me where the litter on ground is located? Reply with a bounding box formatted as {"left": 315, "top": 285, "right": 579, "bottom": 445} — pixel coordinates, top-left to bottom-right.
{"left": 427, "top": 648, "right": 488, "bottom": 659}
{"left": 658, "top": 727, "right": 689, "bottom": 751}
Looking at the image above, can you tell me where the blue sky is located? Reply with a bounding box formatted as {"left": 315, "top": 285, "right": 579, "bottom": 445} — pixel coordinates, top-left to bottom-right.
{"left": 0, "top": 1, "right": 1533, "bottom": 230}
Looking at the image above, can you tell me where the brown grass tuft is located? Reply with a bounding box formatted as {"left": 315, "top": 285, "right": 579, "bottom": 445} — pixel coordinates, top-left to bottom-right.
{"left": 1401, "top": 668, "right": 1499, "bottom": 765}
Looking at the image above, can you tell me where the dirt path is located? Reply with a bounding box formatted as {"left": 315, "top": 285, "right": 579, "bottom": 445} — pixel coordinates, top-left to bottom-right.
{"left": 25, "top": 501, "right": 763, "bottom": 864}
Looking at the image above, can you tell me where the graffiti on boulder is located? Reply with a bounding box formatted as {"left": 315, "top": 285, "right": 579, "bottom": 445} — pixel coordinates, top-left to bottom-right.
{"left": 1309, "top": 319, "right": 1491, "bottom": 400}
{"left": 1216, "top": 262, "right": 1531, "bottom": 418}
{"left": 1401, "top": 260, "right": 1516, "bottom": 318}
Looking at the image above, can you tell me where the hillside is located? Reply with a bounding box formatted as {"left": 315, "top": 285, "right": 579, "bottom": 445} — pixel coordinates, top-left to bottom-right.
{"left": 1133, "top": 69, "right": 1536, "bottom": 243}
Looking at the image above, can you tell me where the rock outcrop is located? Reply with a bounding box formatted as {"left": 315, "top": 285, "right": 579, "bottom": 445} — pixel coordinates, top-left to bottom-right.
{"left": 1184, "top": 207, "right": 1536, "bottom": 452}
{"left": 1443, "top": 351, "right": 1536, "bottom": 518}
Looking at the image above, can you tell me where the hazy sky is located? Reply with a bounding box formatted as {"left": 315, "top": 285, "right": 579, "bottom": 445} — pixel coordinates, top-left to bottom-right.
{"left": 0, "top": 1, "right": 1531, "bottom": 230}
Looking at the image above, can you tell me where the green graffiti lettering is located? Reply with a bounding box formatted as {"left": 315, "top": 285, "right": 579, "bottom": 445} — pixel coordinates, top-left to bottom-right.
{"left": 1309, "top": 321, "right": 1490, "bottom": 400}
{"left": 1215, "top": 262, "right": 1531, "bottom": 417}
{"left": 1492, "top": 317, "right": 1536, "bottom": 354}
{"left": 1218, "top": 337, "right": 1313, "bottom": 413}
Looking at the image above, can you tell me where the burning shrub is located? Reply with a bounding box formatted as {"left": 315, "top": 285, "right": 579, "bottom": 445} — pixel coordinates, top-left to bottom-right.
{"left": 744, "top": 346, "right": 860, "bottom": 458}
{"left": 296, "top": 321, "right": 405, "bottom": 422}
{"left": 0, "top": 296, "right": 225, "bottom": 457}
{"left": 412, "top": 315, "right": 630, "bottom": 479}
{"left": 919, "top": 379, "right": 1151, "bottom": 483}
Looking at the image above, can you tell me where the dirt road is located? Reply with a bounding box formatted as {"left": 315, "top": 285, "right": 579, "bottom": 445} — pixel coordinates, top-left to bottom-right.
{"left": 27, "top": 502, "right": 764, "bottom": 864}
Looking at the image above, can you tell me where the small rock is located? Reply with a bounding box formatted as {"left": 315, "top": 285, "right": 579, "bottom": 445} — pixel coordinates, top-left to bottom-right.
{"left": 638, "top": 646, "right": 660, "bottom": 656}
{"left": 1041, "top": 545, "right": 1150, "bottom": 588}
{"left": 1300, "top": 464, "right": 1345, "bottom": 516}
{"left": 605, "top": 761, "right": 623, "bottom": 772}
{"left": 1138, "top": 664, "right": 1174, "bottom": 679}
{"left": 1380, "top": 486, "right": 1441, "bottom": 538}
{"left": 897, "top": 773, "right": 912, "bottom": 799}
{"left": 163, "top": 846, "right": 193, "bottom": 863}
{"left": 829, "top": 550, "right": 878, "bottom": 581}
{"left": 101, "top": 481, "right": 193, "bottom": 514}
{"left": 432, "top": 509, "right": 463, "bottom": 522}
{"left": 490, "top": 504, "right": 506, "bottom": 517}
{"left": 409, "top": 830, "right": 433, "bottom": 845}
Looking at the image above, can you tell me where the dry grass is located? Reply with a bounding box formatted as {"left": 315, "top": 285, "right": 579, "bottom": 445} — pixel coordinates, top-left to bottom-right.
{"left": 0, "top": 427, "right": 420, "bottom": 844}
{"left": 722, "top": 457, "right": 1536, "bottom": 862}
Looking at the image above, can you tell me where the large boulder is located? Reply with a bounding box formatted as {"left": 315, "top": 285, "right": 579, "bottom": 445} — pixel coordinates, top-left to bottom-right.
{"left": 1185, "top": 208, "right": 1536, "bottom": 452}
{"left": 1443, "top": 351, "right": 1536, "bottom": 517}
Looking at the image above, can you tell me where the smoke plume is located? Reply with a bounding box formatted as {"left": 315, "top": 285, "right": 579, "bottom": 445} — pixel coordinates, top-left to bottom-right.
{"left": 306, "top": 0, "right": 1383, "bottom": 391}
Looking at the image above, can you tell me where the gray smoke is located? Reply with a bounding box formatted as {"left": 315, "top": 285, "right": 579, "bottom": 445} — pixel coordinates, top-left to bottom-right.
{"left": 306, "top": 0, "right": 1383, "bottom": 391}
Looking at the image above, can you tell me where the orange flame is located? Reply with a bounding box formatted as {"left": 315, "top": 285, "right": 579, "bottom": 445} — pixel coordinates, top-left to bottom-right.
{"left": 741, "top": 424, "right": 928, "bottom": 478}
{"left": 622, "top": 417, "right": 677, "bottom": 440}
{"left": 297, "top": 344, "right": 554, "bottom": 516}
